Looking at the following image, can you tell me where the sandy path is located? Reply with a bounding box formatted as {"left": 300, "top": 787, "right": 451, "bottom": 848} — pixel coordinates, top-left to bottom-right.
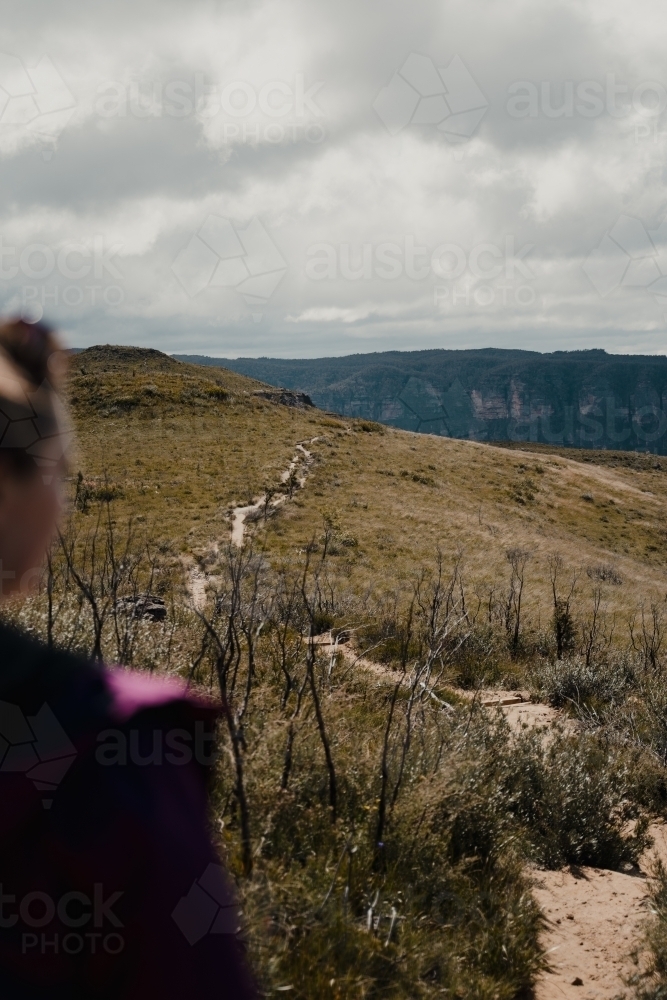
{"left": 186, "top": 439, "right": 318, "bottom": 606}
{"left": 189, "top": 565, "right": 208, "bottom": 610}
{"left": 534, "top": 824, "right": 667, "bottom": 998}
{"left": 230, "top": 440, "right": 315, "bottom": 548}
{"left": 470, "top": 694, "right": 562, "bottom": 732}
{"left": 231, "top": 502, "right": 263, "bottom": 546}
{"left": 533, "top": 865, "right": 649, "bottom": 998}
{"left": 316, "top": 634, "right": 667, "bottom": 996}
{"left": 320, "top": 636, "right": 563, "bottom": 727}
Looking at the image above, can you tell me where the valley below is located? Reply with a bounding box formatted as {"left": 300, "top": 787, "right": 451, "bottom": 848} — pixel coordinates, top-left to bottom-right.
{"left": 180, "top": 347, "right": 667, "bottom": 455}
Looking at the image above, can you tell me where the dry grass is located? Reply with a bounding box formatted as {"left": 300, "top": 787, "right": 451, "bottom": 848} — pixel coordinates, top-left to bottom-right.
{"left": 10, "top": 348, "right": 667, "bottom": 997}
{"left": 67, "top": 347, "right": 667, "bottom": 634}
{"left": 256, "top": 426, "right": 667, "bottom": 631}
{"left": 69, "top": 346, "right": 321, "bottom": 552}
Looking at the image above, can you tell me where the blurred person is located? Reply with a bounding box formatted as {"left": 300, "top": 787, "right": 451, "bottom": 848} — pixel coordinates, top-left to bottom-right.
{"left": 0, "top": 320, "right": 256, "bottom": 999}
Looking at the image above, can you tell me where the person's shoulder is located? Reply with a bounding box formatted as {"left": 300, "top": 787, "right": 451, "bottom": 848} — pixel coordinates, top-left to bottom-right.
{"left": 103, "top": 665, "right": 219, "bottom": 726}
{"left": 0, "top": 620, "right": 219, "bottom": 744}
{"left": 0, "top": 619, "right": 95, "bottom": 710}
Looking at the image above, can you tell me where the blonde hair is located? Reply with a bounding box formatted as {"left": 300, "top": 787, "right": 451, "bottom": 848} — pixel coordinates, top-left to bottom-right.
{"left": 0, "top": 319, "right": 70, "bottom": 474}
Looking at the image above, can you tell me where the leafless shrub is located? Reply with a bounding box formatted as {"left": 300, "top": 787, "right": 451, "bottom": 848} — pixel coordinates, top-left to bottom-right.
{"left": 57, "top": 506, "right": 163, "bottom": 664}
{"left": 580, "top": 587, "right": 615, "bottom": 667}
{"left": 505, "top": 547, "right": 531, "bottom": 655}
{"left": 630, "top": 600, "right": 667, "bottom": 674}
{"left": 587, "top": 562, "right": 623, "bottom": 585}
{"left": 192, "top": 545, "right": 268, "bottom": 875}
{"left": 548, "top": 553, "right": 578, "bottom": 660}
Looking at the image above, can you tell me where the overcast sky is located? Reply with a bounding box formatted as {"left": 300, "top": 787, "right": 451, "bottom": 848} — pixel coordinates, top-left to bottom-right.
{"left": 1, "top": 0, "right": 667, "bottom": 357}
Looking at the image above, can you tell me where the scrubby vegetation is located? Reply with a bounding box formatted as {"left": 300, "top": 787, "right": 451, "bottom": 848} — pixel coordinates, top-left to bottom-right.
{"left": 633, "top": 861, "right": 667, "bottom": 998}
{"left": 8, "top": 347, "right": 667, "bottom": 995}
{"left": 5, "top": 495, "right": 667, "bottom": 997}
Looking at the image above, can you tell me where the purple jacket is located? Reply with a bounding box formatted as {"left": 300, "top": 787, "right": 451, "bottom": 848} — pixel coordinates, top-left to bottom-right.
{"left": 0, "top": 622, "right": 258, "bottom": 999}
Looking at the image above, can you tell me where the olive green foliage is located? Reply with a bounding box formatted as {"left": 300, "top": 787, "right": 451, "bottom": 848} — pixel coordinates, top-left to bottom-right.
{"left": 536, "top": 654, "right": 633, "bottom": 711}
{"left": 4, "top": 521, "right": 660, "bottom": 999}
{"left": 631, "top": 861, "right": 667, "bottom": 999}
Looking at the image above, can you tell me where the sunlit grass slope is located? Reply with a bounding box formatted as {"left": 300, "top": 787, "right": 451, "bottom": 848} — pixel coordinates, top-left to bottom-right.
{"left": 69, "top": 346, "right": 667, "bottom": 620}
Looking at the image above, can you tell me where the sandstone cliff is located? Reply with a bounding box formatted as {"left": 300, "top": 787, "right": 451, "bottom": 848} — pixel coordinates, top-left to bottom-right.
{"left": 175, "top": 348, "right": 667, "bottom": 454}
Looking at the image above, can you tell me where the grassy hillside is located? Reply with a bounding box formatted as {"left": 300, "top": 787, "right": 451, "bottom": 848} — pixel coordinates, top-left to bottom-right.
{"left": 69, "top": 345, "right": 322, "bottom": 550}
{"left": 71, "top": 347, "right": 667, "bottom": 626}
{"left": 11, "top": 345, "right": 667, "bottom": 999}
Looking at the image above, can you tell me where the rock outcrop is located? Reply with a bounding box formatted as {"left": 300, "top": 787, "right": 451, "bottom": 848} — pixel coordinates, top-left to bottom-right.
{"left": 251, "top": 389, "right": 313, "bottom": 409}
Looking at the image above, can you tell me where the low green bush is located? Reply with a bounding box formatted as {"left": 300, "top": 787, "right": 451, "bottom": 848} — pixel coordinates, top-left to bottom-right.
{"left": 445, "top": 721, "right": 650, "bottom": 871}
{"left": 630, "top": 860, "right": 667, "bottom": 999}
{"left": 536, "top": 653, "right": 633, "bottom": 710}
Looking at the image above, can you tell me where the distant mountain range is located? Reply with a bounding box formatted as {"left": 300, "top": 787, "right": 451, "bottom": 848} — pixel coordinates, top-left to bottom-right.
{"left": 173, "top": 348, "right": 667, "bottom": 454}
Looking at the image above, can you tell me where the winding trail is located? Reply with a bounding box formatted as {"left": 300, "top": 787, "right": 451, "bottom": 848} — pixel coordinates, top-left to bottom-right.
{"left": 230, "top": 440, "right": 315, "bottom": 548}
{"left": 186, "top": 440, "right": 318, "bottom": 609}
{"left": 315, "top": 633, "right": 561, "bottom": 728}
{"left": 186, "top": 445, "right": 667, "bottom": 994}
{"left": 314, "top": 632, "right": 665, "bottom": 997}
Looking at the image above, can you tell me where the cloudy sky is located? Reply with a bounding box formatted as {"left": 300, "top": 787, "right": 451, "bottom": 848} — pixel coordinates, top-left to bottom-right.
{"left": 1, "top": 0, "right": 667, "bottom": 357}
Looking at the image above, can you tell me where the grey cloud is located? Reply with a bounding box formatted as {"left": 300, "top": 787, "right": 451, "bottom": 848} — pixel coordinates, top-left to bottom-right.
{"left": 0, "top": 0, "right": 666, "bottom": 356}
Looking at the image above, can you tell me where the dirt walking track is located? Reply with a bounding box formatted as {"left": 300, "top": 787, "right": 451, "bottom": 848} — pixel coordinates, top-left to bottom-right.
{"left": 187, "top": 439, "right": 665, "bottom": 998}
{"left": 320, "top": 635, "right": 666, "bottom": 998}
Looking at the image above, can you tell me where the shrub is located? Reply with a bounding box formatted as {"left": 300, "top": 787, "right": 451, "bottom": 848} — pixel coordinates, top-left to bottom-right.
{"left": 587, "top": 562, "right": 622, "bottom": 585}
{"left": 536, "top": 654, "right": 633, "bottom": 710}
{"left": 355, "top": 420, "right": 384, "bottom": 433}
{"left": 553, "top": 598, "right": 576, "bottom": 658}
{"left": 319, "top": 417, "right": 346, "bottom": 429}
{"left": 450, "top": 624, "right": 512, "bottom": 689}
{"left": 448, "top": 722, "right": 650, "bottom": 870}
{"left": 95, "top": 483, "right": 124, "bottom": 503}
{"left": 616, "top": 667, "right": 667, "bottom": 767}
{"left": 113, "top": 395, "right": 139, "bottom": 409}
{"left": 506, "top": 730, "right": 650, "bottom": 869}
{"left": 399, "top": 470, "right": 435, "bottom": 485}
{"left": 631, "top": 860, "right": 667, "bottom": 999}
{"left": 74, "top": 473, "right": 124, "bottom": 511}
{"left": 204, "top": 384, "right": 228, "bottom": 400}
